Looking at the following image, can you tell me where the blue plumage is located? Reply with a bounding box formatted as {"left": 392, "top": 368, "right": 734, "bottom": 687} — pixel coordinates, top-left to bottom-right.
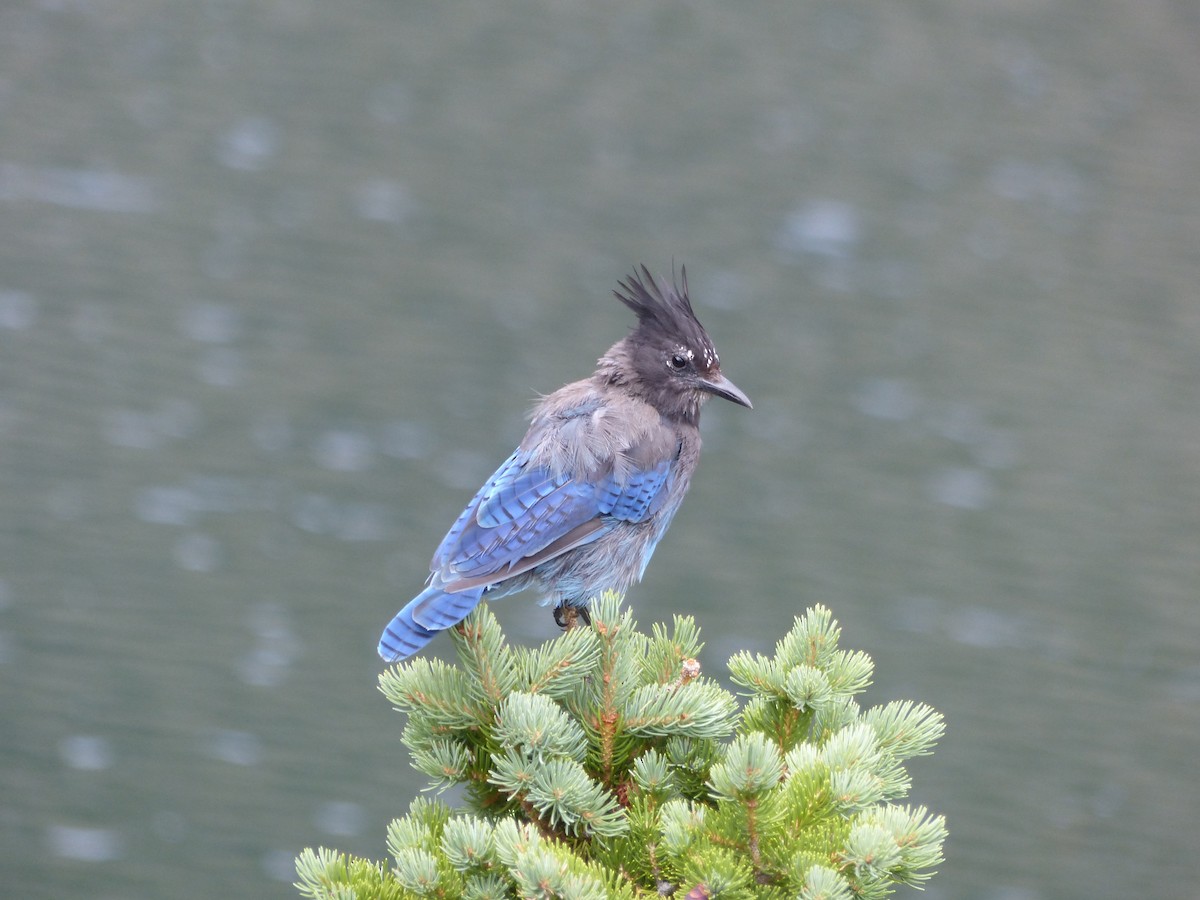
{"left": 378, "top": 266, "right": 750, "bottom": 662}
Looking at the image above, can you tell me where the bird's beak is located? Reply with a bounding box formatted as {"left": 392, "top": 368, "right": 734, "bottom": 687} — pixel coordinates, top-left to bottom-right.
{"left": 698, "top": 371, "right": 753, "bottom": 409}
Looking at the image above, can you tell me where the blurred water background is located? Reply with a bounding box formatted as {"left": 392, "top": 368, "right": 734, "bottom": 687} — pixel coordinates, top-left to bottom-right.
{"left": 2, "top": 2, "right": 1199, "bottom": 898}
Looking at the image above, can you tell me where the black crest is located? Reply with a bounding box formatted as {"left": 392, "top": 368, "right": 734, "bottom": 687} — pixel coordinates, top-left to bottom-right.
{"left": 613, "top": 265, "right": 717, "bottom": 368}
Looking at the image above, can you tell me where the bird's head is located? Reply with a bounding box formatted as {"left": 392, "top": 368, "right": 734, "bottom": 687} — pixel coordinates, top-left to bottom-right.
{"left": 605, "top": 265, "right": 752, "bottom": 423}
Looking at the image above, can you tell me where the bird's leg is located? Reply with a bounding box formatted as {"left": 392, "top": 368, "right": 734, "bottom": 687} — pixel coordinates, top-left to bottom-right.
{"left": 553, "top": 602, "right": 591, "bottom": 630}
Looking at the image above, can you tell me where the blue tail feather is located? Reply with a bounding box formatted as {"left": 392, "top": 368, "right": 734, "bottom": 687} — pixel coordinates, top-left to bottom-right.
{"left": 377, "top": 585, "right": 487, "bottom": 662}
{"left": 378, "top": 605, "right": 437, "bottom": 662}
{"left": 410, "top": 584, "right": 485, "bottom": 631}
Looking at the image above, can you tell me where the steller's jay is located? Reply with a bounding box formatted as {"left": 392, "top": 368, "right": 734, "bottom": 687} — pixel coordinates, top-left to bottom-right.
{"left": 378, "top": 265, "right": 751, "bottom": 662}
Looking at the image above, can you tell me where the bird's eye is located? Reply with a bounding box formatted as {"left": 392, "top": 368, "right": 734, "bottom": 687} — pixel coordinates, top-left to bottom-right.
{"left": 670, "top": 353, "right": 690, "bottom": 371}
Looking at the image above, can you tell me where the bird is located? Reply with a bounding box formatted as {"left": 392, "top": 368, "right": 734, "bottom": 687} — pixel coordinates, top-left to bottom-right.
{"left": 378, "top": 265, "right": 751, "bottom": 662}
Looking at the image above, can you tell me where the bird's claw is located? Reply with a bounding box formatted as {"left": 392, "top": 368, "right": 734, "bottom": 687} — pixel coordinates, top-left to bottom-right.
{"left": 553, "top": 603, "right": 592, "bottom": 630}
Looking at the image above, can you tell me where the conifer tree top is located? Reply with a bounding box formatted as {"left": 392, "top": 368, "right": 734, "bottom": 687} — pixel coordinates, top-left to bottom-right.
{"left": 299, "top": 596, "right": 946, "bottom": 899}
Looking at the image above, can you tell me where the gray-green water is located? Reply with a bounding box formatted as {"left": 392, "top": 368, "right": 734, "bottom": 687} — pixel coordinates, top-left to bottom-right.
{"left": 2, "top": 2, "right": 1198, "bottom": 897}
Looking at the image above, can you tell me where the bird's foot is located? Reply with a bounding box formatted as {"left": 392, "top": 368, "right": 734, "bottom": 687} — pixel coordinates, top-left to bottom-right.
{"left": 553, "top": 603, "right": 592, "bottom": 631}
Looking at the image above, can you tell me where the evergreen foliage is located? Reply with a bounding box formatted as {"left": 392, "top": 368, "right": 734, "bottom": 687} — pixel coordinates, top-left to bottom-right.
{"left": 296, "top": 595, "right": 946, "bottom": 899}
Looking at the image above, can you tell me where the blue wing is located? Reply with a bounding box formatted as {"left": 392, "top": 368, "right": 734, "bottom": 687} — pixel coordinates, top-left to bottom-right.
{"left": 433, "top": 447, "right": 672, "bottom": 586}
